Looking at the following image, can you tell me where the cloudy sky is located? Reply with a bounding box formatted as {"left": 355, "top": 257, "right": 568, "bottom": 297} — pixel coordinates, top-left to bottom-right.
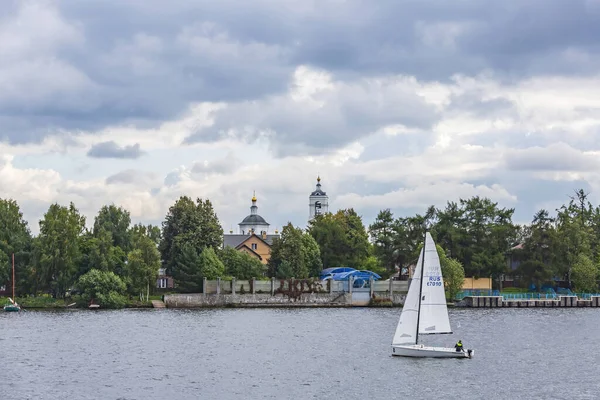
{"left": 2, "top": 0, "right": 600, "bottom": 234}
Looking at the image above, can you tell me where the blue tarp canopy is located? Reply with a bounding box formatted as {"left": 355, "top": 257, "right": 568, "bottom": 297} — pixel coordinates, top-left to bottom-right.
{"left": 321, "top": 268, "right": 381, "bottom": 282}
{"left": 320, "top": 267, "right": 355, "bottom": 280}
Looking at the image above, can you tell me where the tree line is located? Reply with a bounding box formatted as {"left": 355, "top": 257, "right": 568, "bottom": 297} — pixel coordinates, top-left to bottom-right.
{"left": 2, "top": 189, "right": 599, "bottom": 307}
{"left": 369, "top": 189, "right": 600, "bottom": 293}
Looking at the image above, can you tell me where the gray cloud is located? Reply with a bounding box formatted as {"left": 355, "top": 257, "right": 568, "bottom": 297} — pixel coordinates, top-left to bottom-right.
{"left": 106, "top": 169, "right": 156, "bottom": 185}
{"left": 185, "top": 77, "right": 439, "bottom": 156}
{"left": 2, "top": 0, "right": 599, "bottom": 146}
{"left": 87, "top": 141, "right": 144, "bottom": 159}
{"left": 191, "top": 152, "right": 241, "bottom": 175}
{"left": 503, "top": 143, "right": 600, "bottom": 172}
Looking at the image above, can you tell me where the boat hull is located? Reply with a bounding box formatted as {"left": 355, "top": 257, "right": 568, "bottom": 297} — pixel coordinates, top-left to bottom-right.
{"left": 392, "top": 344, "right": 473, "bottom": 358}
{"left": 3, "top": 305, "right": 21, "bottom": 312}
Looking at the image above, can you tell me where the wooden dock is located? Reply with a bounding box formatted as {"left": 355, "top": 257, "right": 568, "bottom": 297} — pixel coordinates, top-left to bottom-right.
{"left": 151, "top": 300, "right": 166, "bottom": 308}
{"left": 460, "top": 295, "right": 600, "bottom": 308}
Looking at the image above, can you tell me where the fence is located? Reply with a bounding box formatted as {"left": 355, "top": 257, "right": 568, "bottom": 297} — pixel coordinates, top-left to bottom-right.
{"left": 456, "top": 289, "right": 600, "bottom": 301}
{"left": 201, "top": 277, "right": 408, "bottom": 295}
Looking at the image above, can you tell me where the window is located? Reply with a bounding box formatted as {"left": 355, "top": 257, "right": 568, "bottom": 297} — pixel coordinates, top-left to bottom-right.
{"left": 158, "top": 278, "right": 167, "bottom": 289}
{"left": 251, "top": 243, "right": 258, "bottom": 250}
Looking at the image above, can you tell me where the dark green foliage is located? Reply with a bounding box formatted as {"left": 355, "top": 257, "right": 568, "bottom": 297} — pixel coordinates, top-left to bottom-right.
{"left": 308, "top": 208, "right": 369, "bottom": 269}
{"left": 93, "top": 205, "right": 132, "bottom": 252}
{"left": 173, "top": 242, "right": 203, "bottom": 292}
{"left": 268, "top": 223, "right": 321, "bottom": 278}
{"left": 159, "top": 196, "right": 223, "bottom": 276}
{"left": 220, "top": 246, "right": 266, "bottom": 279}
{"left": 77, "top": 269, "right": 127, "bottom": 309}
{"left": 38, "top": 203, "right": 86, "bottom": 298}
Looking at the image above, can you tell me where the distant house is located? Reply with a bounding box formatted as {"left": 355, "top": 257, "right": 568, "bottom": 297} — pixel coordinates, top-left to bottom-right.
{"left": 156, "top": 268, "right": 174, "bottom": 289}
{"left": 223, "top": 231, "right": 279, "bottom": 265}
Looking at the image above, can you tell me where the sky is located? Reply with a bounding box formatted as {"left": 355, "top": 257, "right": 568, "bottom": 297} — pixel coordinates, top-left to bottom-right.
{"left": 2, "top": 0, "right": 600, "bottom": 235}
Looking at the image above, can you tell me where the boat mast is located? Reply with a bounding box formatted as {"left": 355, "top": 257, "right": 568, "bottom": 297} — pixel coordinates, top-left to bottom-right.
{"left": 415, "top": 231, "right": 427, "bottom": 345}
{"left": 12, "top": 253, "right": 15, "bottom": 301}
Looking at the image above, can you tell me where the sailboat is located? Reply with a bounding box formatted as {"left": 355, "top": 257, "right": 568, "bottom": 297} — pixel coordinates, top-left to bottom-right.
{"left": 391, "top": 232, "right": 473, "bottom": 358}
{"left": 4, "top": 254, "right": 21, "bottom": 312}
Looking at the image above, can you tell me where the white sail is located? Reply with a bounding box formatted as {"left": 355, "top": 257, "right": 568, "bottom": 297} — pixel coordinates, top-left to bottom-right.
{"left": 391, "top": 247, "right": 423, "bottom": 345}
{"left": 391, "top": 232, "right": 452, "bottom": 345}
{"left": 418, "top": 233, "right": 452, "bottom": 335}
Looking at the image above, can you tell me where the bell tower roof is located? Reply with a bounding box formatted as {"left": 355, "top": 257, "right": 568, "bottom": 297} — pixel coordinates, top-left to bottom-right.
{"left": 310, "top": 176, "right": 326, "bottom": 196}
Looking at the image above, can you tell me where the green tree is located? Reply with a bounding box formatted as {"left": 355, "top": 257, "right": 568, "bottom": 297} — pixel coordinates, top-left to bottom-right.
{"left": 435, "top": 244, "right": 465, "bottom": 300}
{"left": 571, "top": 254, "right": 598, "bottom": 293}
{"left": 368, "top": 209, "right": 396, "bottom": 273}
{"left": 38, "top": 203, "right": 86, "bottom": 298}
{"left": 127, "top": 231, "right": 161, "bottom": 300}
{"left": 198, "top": 247, "right": 225, "bottom": 279}
{"left": 93, "top": 204, "right": 132, "bottom": 252}
{"left": 77, "top": 269, "right": 128, "bottom": 309}
{"left": 220, "top": 246, "right": 266, "bottom": 279}
{"left": 268, "top": 223, "right": 308, "bottom": 278}
{"left": 513, "top": 260, "right": 552, "bottom": 291}
{"left": 173, "top": 245, "right": 224, "bottom": 292}
{"left": 130, "top": 223, "right": 161, "bottom": 246}
{"left": 555, "top": 189, "right": 595, "bottom": 287}
{"left": 308, "top": 208, "right": 370, "bottom": 269}
{"left": 159, "top": 196, "right": 223, "bottom": 276}
{"left": 301, "top": 233, "right": 322, "bottom": 277}
{"left": 172, "top": 242, "right": 202, "bottom": 292}
{"left": 80, "top": 229, "right": 127, "bottom": 277}
{"left": 362, "top": 255, "right": 387, "bottom": 277}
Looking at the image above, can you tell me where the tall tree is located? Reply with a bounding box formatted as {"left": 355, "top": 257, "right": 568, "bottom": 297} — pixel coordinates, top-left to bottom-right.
{"left": 555, "top": 189, "right": 594, "bottom": 287}
{"left": 93, "top": 204, "right": 132, "bottom": 252}
{"left": 38, "top": 203, "right": 86, "bottom": 298}
{"left": 130, "top": 223, "right": 161, "bottom": 246}
{"left": 517, "top": 209, "right": 559, "bottom": 288}
{"left": 268, "top": 223, "right": 308, "bottom": 278}
{"left": 308, "top": 208, "right": 370, "bottom": 269}
{"left": 173, "top": 242, "right": 202, "bottom": 292}
{"left": 127, "top": 233, "right": 161, "bottom": 301}
{"left": 368, "top": 209, "right": 396, "bottom": 273}
{"left": 80, "top": 229, "right": 127, "bottom": 277}
{"left": 301, "top": 233, "right": 323, "bottom": 277}
{"left": 159, "top": 196, "right": 223, "bottom": 276}
{"left": 571, "top": 254, "right": 598, "bottom": 293}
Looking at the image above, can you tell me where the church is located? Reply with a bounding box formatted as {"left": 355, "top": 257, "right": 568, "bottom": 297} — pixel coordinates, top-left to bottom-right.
{"left": 223, "top": 177, "right": 330, "bottom": 265}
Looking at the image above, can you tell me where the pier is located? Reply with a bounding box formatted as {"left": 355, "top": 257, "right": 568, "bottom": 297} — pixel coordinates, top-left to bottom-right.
{"left": 459, "top": 295, "right": 600, "bottom": 308}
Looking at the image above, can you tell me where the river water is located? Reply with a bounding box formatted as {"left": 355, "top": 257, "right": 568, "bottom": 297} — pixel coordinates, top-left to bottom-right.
{"left": 1, "top": 307, "right": 599, "bottom": 399}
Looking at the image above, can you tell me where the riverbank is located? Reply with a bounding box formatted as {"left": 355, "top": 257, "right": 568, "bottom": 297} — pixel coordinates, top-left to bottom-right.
{"left": 0, "top": 296, "right": 156, "bottom": 309}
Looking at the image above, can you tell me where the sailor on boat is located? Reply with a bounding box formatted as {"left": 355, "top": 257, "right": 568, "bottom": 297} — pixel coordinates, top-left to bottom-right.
{"left": 455, "top": 340, "right": 463, "bottom": 352}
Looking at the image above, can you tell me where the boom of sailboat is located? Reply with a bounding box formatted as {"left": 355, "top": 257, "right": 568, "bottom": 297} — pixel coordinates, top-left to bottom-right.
{"left": 391, "top": 232, "right": 474, "bottom": 358}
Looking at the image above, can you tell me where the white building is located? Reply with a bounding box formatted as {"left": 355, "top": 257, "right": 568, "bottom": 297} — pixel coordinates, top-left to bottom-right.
{"left": 309, "top": 176, "right": 329, "bottom": 222}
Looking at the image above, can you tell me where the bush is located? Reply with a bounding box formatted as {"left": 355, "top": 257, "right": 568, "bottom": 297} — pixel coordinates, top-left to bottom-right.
{"left": 77, "top": 269, "right": 128, "bottom": 309}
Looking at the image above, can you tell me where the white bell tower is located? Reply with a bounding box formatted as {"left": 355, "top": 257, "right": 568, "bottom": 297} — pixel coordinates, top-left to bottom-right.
{"left": 309, "top": 176, "right": 329, "bottom": 222}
